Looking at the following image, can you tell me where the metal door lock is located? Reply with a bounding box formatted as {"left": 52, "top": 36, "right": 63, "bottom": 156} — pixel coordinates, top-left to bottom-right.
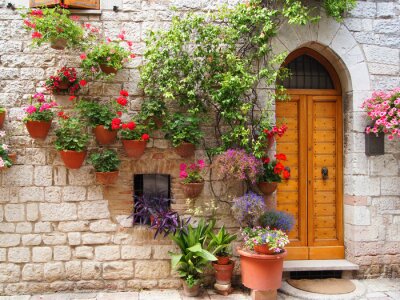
{"left": 321, "top": 167, "right": 328, "bottom": 180}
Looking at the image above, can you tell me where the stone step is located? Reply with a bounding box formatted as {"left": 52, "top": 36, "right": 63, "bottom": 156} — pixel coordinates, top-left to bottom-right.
{"left": 283, "top": 259, "right": 359, "bottom": 272}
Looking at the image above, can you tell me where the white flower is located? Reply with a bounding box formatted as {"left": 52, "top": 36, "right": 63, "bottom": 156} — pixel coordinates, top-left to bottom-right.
{"left": 0, "top": 131, "right": 5, "bottom": 137}
{"left": 2, "top": 144, "right": 8, "bottom": 151}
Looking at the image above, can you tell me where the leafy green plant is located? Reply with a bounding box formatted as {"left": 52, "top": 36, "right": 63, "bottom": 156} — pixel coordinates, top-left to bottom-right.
{"left": 0, "top": 107, "right": 5, "bottom": 114}
{"left": 21, "top": 5, "right": 84, "bottom": 49}
{"left": 164, "top": 113, "right": 203, "bottom": 147}
{"left": 324, "top": 0, "right": 357, "bottom": 21}
{"left": 88, "top": 149, "right": 120, "bottom": 172}
{"left": 208, "top": 226, "right": 237, "bottom": 257}
{"left": 120, "top": 122, "right": 150, "bottom": 141}
{"left": 54, "top": 114, "right": 89, "bottom": 151}
{"left": 75, "top": 100, "right": 116, "bottom": 129}
{"left": 169, "top": 219, "right": 217, "bottom": 284}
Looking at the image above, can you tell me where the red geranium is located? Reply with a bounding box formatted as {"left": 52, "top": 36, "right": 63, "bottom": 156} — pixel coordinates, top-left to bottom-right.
{"left": 273, "top": 162, "right": 285, "bottom": 174}
{"left": 141, "top": 133, "right": 150, "bottom": 141}
{"left": 120, "top": 90, "right": 129, "bottom": 97}
{"left": 117, "top": 96, "right": 128, "bottom": 106}
{"left": 274, "top": 153, "right": 287, "bottom": 161}
{"left": 111, "top": 118, "right": 122, "bottom": 130}
{"left": 32, "top": 31, "right": 42, "bottom": 39}
{"left": 282, "top": 169, "right": 290, "bottom": 180}
{"left": 79, "top": 79, "right": 87, "bottom": 87}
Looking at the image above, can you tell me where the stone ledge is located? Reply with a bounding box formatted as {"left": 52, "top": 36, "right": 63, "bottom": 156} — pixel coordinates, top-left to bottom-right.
{"left": 283, "top": 260, "right": 359, "bottom": 272}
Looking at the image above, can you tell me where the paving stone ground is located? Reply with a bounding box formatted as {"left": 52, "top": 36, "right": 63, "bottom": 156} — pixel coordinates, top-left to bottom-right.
{"left": 0, "top": 279, "right": 398, "bottom": 300}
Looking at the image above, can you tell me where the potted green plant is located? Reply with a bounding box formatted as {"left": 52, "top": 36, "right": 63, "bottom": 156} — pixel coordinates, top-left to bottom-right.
{"left": 0, "top": 131, "right": 15, "bottom": 170}
{"left": 120, "top": 122, "right": 150, "bottom": 158}
{"left": 55, "top": 112, "right": 89, "bottom": 169}
{"left": 80, "top": 32, "right": 135, "bottom": 79}
{"left": 75, "top": 90, "right": 128, "bottom": 145}
{"left": 164, "top": 113, "right": 203, "bottom": 158}
{"left": 0, "top": 107, "right": 6, "bottom": 129}
{"left": 232, "top": 192, "right": 290, "bottom": 292}
{"left": 89, "top": 149, "right": 120, "bottom": 185}
{"left": 169, "top": 218, "right": 217, "bottom": 297}
{"left": 258, "top": 153, "right": 290, "bottom": 195}
{"left": 179, "top": 160, "right": 206, "bottom": 198}
{"left": 208, "top": 226, "right": 237, "bottom": 293}
{"left": 44, "top": 66, "right": 84, "bottom": 95}
{"left": 21, "top": 6, "right": 84, "bottom": 50}
{"left": 23, "top": 93, "right": 57, "bottom": 140}
{"left": 139, "top": 98, "right": 167, "bottom": 129}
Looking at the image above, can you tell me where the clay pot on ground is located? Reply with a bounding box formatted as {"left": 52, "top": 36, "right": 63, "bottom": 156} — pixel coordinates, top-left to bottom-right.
{"left": 93, "top": 125, "right": 118, "bottom": 145}
{"left": 181, "top": 181, "right": 204, "bottom": 198}
{"left": 213, "top": 260, "right": 235, "bottom": 285}
{"left": 59, "top": 150, "right": 87, "bottom": 169}
{"left": 122, "top": 139, "right": 146, "bottom": 158}
{"left": 25, "top": 120, "right": 52, "bottom": 140}
{"left": 182, "top": 280, "right": 200, "bottom": 297}
{"left": 257, "top": 181, "right": 278, "bottom": 195}
{"left": 0, "top": 110, "right": 6, "bottom": 129}
{"left": 95, "top": 170, "right": 119, "bottom": 185}
{"left": 216, "top": 255, "right": 230, "bottom": 265}
{"left": 50, "top": 38, "right": 67, "bottom": 50}
{"left": 100, "top": 64, "right": 118, "bottom": 75}
{"left": 237, "top": 248, "right": 287, "bottom": 291}
{"left": 174, "top": 142, "right": 195, "bottom": 158}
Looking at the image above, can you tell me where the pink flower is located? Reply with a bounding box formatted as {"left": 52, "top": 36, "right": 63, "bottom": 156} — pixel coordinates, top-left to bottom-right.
{"left": 24, "top": 19, "right": 36, "bottom": 29}
{"left": 25, "top": 105, "right": 36, "bottom": 114}
{"left": 197, "top": 159, "right": 205, "bottom": 169}
{"left": 32, "top": 31, "right": 42, "bottom": 39}
{"left": 80, "top": 53, "right": 87, "bottom": 60}
{"left": 70, "top": 15, "right": 80, "bottom": 21}
{"left": 179, "top": 170, "right": 188, "bottom": 179}
{"left": 33, "top": 93, "right": 45, "bottom": 102}
{"left": 0, "top": 157, "right": 4, "bottom": 168}
{"left": 180, "top": 163, "right": 187, "bottom": 171}
{"left": 106, "top": 37, "right": 112, "bottom": 43}
{"left": 130, "top": 53, "right": 136, "bottom": 59}
{"left": 118, "top": 33, "right": 125, "bottom": 40}
{"left": 107, "top": 57, "right": 111, "bottom": 61}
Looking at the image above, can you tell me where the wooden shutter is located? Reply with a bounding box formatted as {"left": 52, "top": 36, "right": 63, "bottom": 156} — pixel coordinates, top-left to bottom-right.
{"left": 30, "top": 0, "right": 61, "bottom": 7}
{"left": 63, "top": 0, "right": 100, "bottom": 9}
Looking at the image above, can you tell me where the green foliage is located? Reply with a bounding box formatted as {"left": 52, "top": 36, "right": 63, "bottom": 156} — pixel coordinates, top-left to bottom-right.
{"left": 208, "top": 226, "right": 237, "bottom": 257}
{"left": 169, "top": 219, "right": 217, "bottom": 282}
{"left": 21, "top": 6, "right": 84, "bottom": 49}
{"left": 0, "top": 108, "right": 5, "bottom": 113}
{"left": 89, "top": 149, "right": 120, "bottom": 172}
{"left": 164, "top": 113, "right": 203, "bottom": 147}
{"left": 55, "top": 117, "right": 89, "bottom": 151}
{"left": 75, "top": 99, "right": 119, "bottom": 129}
{"left": 0, "top": 145, "right": 13, "bottom": 168}
{"left": 323, "top": 0, "right": 357, "bottom": 21}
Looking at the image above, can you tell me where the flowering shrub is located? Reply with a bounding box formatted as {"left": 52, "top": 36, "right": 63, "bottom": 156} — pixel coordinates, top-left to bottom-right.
{"left": 75, "top": 90, "right": 128, "bottom": 130}
{"left": 232, "top": 192, "right": 266, "bottom": 227}
{"left": 23, "top": 93, "right": 57, "bottom": 123}
{"left": 0, "top": 131, "right": 13, "bottom": 169}
{"left": 54, "top": 113, "right": 89, "bottom": 151}
{"left": 361, "top": 88, "right": 400, "bottom": 140}
{"left": 180, "top": 160, "right": 206, "bottom": 184}
{"left": 21, "top": 6, "right": 84, "bottom": 49}
{"left": 259, "top": 153, "right": 290, "bottom": 183}
{"left": 241, "top": 227, "right": 289, "bottom": 253}
{"left": 119, "top": 122, "right": 150, "bottom": 141}
{"left": 44, "top": 67, "right": 84, "bottom": 95}
{"left": 213, "top": 149, "right": 263, "bottom": 184}
{"left": 80, "top": 31, "right": 135, "bottom": 79}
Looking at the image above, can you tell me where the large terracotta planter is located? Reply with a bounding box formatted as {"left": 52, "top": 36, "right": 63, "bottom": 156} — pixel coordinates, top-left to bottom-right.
{"left": 93, "top": 125, "right": 118, "bottom": 145}
{"left": 95, "top": 171, "right": 119, "bottom": 185}
{"left": 175, "top": 142, "right": 195, "bottom": 158}
{"left": 122, "top": 139, "right": 146, "bottom": 158}
{"left": 50, "top": 38, "right": 67, "bottom": 50}
{"left": 100, "top": 64, "right": 118, "bottom": 75}
{"left": 181, "top": 181, "right": 204, "bottom": 198}
{"left": 59, "top": 150, "right": 87, "bottom": 169}
{"left": 238, "top": 248, "right": 287, "bottom": 291}
{"left": 25, "top": 120, "right": 52, "bottom": 140}
{"left": 213, "top": 260, "right": 235, "bottom": 285}
{"left": 258, "top": 181, "right": 278, "bottom": 195}
{"left": 182, "top": 280, "right": 200, "bottom": 297}
{"left": 0, "top": 111, "right": 5, "bottom": 129}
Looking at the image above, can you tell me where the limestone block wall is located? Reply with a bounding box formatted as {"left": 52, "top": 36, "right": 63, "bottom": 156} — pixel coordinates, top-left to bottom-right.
{"left": 0, "top": 0, "right": 399, "bottom": 295}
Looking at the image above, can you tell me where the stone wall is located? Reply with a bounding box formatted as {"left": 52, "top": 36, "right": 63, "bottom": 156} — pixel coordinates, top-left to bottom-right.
{"left": 0, "top": 0, "right": 399, "bottom": 295}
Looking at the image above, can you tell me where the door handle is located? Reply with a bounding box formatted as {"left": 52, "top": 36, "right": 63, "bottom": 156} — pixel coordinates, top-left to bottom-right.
{"left": 321, "top": 167, "right": 328, "bottom": 180}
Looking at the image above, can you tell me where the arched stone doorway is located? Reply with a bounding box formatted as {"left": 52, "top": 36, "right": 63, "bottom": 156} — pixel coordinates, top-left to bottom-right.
{"left": 276, "top": 47, "right": 344, "bottom": 260}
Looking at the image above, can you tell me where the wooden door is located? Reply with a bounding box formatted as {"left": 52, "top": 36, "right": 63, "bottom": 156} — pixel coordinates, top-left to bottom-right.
{"left": 276, "top": 91, "right": 344, "bottom": 260}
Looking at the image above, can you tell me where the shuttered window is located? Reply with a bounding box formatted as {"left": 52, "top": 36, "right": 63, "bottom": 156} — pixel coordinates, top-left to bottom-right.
{"left": 30, "top": 0, "right": 100, "bottom": 9}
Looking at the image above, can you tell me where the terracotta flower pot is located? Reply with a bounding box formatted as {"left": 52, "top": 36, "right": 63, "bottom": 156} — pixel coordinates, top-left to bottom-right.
{"left": 50, "top": 38, "right": 67, "bottom": 50}
{"left": 175, "top": 142, "right": 195, "bottom": 158}
{"left": 0, "top": 111, "right": 6, "bottom": 129}
{"left": 25, "top": 120, "right": 52, "bottom": 140}
{"left": 59, "top": 150, "right": 87, "bottom": 169}
{"left": 182, "top": 280, "right": 200, "bottom": 297}
{"left": 57, "top": 80, "right": 70, "bottom": 90}
{"left": 100, "top": 64, "right": 118, "bottom": 75}
{"left": 213, "top": 260, "right": 235, "bottom": 285}
{"left": 95, "top": 170, "right": 119, "bottom": 185}
{"left": 258, "top": 181, "right": 278, "bottom": 195}
{"left": 122, "top": 139, "right": 146, "bottom": 158}
{"left": 237, "top": 248, "right": 287, "bottom": 291}
{"left": 216, "top": 255, "right": 231, "bottom": 265}
{"left": 93, "top": 125, "right": 118, "bottom": 145}
{"left": 181, "top": 181, "right": 204, "bottom": 198}
{"left": 8, "top": 152, "right": 17, "bottom": 164}
{"left": 254, "top": 244, "right": 277, "bottom": 255}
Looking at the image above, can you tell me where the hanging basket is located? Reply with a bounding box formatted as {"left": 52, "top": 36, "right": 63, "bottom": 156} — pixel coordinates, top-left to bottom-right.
{"left": 25, "top": 120, "right": 52, "bottom": 140}
{"left": 122, "top": 139, "right": 146, "bottom": 158}
{"left": 257, "top": 181, "right": 278, "bottom": 195}
{"left": 174, "top": 142, "right": 195, "bottom": 158}
{"left": 50, "top": 38, "right": 67, "bottom": 50}
{"left": 100, "top": 64, "right": 118, "bottom": 75}
{"left": 59, "top": 150, "right": 87, "bottom": 169}
{"left": 181, "top": 181, "right": 204, "bottom": 198}
{"left": 93, "top": 125, "right": 118, "bottom": 145}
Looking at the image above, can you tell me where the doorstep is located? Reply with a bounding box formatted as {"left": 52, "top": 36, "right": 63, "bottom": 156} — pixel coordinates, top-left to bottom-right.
{"left": 283, "top": 259, "right": 359, "bottom": 272}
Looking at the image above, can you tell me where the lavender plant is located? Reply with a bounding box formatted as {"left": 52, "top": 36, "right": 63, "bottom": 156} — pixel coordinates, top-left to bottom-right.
{"left": 259, "top": 210, "right": 295, "bottom": 232}
{"left": 231, "top": 192, "right": 266, "bottom": 227}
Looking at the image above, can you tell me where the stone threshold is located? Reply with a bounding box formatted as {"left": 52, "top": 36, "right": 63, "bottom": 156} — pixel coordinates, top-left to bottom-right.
{"left": 283, "top": 259, "right": 359, "bottom": 272}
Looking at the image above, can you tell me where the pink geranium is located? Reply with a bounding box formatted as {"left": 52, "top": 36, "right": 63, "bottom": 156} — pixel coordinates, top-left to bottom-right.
{"left": 179, "top": 160, "right": 206, "bottom": 184}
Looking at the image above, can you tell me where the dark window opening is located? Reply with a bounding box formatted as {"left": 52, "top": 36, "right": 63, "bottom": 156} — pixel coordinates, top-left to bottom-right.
{"left": 282, "top": 54, "right": 334, "bottom": 89}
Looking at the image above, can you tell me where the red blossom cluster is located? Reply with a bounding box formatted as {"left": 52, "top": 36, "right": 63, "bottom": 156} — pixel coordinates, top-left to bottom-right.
{"left": 263, "top": 124, "right": 288, "bottom": 138}
{"left": 268, "top": 153, "right": 290, "bottom": 180}
{"left": 116, "top": 90, "right": 129, "bottom": 106}
{"left": 57, "top": 111, "right": 69, "bottom": 120}
{"left": 45, "top": 67, "right": 85, "bottom": 96}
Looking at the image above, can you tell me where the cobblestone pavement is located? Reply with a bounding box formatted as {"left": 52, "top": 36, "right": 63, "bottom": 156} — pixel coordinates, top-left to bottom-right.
{"left": 0, "top": 279, "right": 398, "bottom": 300}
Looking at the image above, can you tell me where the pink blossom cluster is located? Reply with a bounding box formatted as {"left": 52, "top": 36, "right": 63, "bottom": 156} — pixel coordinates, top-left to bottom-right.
{"left": 179, "top": 160, "right": 206, "bottom": 184}
{"left": 361, "top": 88, "right": 400, "bottom": 141}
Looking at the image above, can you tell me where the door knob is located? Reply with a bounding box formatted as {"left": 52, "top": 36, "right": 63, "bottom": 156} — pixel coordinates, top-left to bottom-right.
{"left": 321, "top": 167, "right": 328, "bottom": 180}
